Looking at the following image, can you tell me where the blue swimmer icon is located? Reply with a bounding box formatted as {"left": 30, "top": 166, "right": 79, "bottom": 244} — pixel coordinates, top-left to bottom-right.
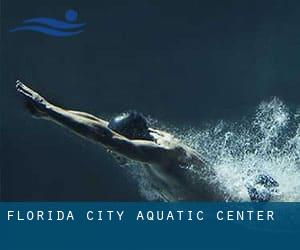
{"left": 9, "top": 9, "right": 86, "bottom": 37}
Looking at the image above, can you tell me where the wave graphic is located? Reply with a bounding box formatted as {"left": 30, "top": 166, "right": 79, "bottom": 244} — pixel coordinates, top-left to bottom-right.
{"left": 123, "top": 98, "right": 300, "bottom": 201}
{"left": 9, "top": 9, "right": 85, "bottom": 37}
{"left": 10, "top": 25, "right": 84, "bottom": 37}
{"left": 23, "top": 18, "right": 85, "bottom": 29}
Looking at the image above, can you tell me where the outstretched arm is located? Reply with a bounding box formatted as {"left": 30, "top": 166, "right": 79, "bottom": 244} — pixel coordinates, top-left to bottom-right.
{"left": 16, "top": 81, "right": 174, "bottom": 165}
{"left": 16, "top": 80, "right": 109, "bottom": 139}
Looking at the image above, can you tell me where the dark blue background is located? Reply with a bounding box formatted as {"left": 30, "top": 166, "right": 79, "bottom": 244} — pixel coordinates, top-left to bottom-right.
{"left": 1, "top": 202, "right": 299, "bottom": 249}
{"left": 2, "top": 0, "right": 300, "bottom": 200}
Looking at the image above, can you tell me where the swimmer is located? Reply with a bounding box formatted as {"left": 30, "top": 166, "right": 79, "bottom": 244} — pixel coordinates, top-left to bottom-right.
{"left": 15, "top": 80, "right": 278, "bottom": 201}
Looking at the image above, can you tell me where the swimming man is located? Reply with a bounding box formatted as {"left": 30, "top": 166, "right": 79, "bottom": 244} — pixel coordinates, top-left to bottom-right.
{"left": 16, "top": 80, "right": 278, "bottom": 201}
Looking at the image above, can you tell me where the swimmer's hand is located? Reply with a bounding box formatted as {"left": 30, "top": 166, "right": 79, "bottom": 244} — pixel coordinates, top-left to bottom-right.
{"left": 16, "top": 80, "right": 49, "bottom": 118}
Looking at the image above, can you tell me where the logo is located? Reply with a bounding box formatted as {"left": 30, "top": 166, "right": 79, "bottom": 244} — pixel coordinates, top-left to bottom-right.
{"left": 9, "top": 9, "right": 86, "bottom": 37}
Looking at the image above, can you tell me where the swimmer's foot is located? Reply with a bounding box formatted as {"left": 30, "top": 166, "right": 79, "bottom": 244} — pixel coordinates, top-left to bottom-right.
{"left": 16, "top": 80, "right": 49, "bottom": 118}
{"left": 246, "top": 174, "right": 279, "bottom": 202}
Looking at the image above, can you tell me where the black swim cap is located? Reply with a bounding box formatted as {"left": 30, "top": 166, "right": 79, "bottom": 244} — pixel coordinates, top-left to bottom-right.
{"left": 108, "top": 111, "right": 153, "bottom": 140}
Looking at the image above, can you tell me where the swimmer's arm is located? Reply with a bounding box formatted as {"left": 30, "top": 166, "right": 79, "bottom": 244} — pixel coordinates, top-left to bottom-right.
{"left": 45, "top": 108, "right": 168, "bottom": 165}
{"left": 16, "top": 80, "right": 107, "bottom": 123}
{"left": 67, "top": 110, "right": 106, "bottom": 123}
{"left": 16, "top": 81, "right": 173, "bottom": 164}
{"left": 16, "top": 81, "right": 177, "bottom": 164}
{"left": 47, "top": 107, "right": 173, "bottom": 163}
{"left": 16, "top": 81, "right": 111, "bottom": 141}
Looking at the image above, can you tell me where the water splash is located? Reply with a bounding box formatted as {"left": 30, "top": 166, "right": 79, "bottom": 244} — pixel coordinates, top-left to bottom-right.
{"left": 123, "top": 98, "right": 300, "bottom": 201}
